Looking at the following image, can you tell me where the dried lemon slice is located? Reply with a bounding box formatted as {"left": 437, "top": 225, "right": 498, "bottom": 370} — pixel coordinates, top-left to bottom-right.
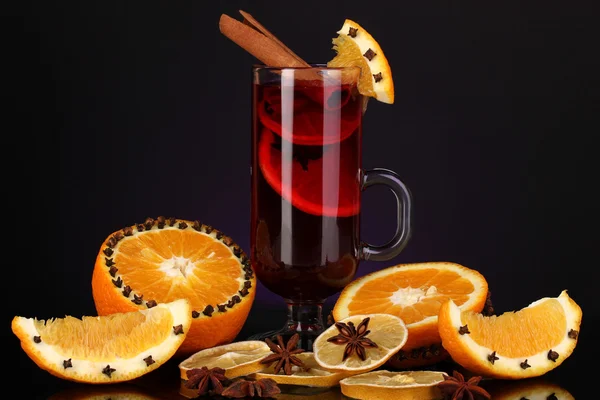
{"left": 178, "top": 340, "right": 271, "bottom": 380}
{"left": 250, "top": 352, "right": 351, "bottom": 388}
{"left": 313, "top": 314, "right": 407, "bottom": 373}
{"left": 328, "top": 19, "right": 394, "bottom": 104}
{"left": 340, "top": 370, "right": 447, "bottom": 400}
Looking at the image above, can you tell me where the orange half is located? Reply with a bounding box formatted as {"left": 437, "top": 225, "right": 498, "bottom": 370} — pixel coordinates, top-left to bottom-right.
{"left": 92, "top": 217, "right": 256, "bottom": 356}
{"left": 332, "top": 262, "right": 488, "bottom": 349}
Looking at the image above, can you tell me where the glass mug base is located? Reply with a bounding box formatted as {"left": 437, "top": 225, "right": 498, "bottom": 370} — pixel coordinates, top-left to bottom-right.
{"left": 247, "top": 302, "right": 325, "bottom": 351}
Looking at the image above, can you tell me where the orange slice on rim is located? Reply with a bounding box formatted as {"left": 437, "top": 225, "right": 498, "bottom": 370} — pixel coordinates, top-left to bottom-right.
{"left": 328, "top": 19, "right": 394, "bottom": 104}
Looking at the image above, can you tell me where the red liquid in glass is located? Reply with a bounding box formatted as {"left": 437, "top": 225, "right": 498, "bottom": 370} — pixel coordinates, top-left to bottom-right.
{"left": 251, "top": 80, "right": 363, "bottom": 302}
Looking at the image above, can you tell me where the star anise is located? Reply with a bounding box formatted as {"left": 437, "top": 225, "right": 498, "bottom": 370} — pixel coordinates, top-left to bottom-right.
{"left": 437, "top": 370, "right": 491, "bottom": 400}
{"left": 221, "top": 378, "right": 281, "bottom": 398}
{"left": 259, "top": 333, "right": 306, "bottom": 375}
{"left": 326, "top": 317, "right": 378, "bottom": 361}
{"left": 184, "top": 366, "right": 228, "bottom": 396}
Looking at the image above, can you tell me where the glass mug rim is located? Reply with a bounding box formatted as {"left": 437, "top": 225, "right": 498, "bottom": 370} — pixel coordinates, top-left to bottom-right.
{"left": 252, "top": 63, "right": 361, "bottom": 72}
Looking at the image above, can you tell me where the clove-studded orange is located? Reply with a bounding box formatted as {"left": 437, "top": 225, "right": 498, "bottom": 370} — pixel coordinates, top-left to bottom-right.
{"left": 91, "top": 217, "right": 256, "bottom": 357}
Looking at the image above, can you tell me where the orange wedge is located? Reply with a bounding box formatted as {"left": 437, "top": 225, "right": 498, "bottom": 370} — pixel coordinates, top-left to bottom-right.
{"left": 328, "top": 19, "right": 394, "bottom": 104}
{"left": 332, "top": 262, "right": 489, "bottom": 350}
{"left": 438, "top": 290, "right": 582, "bottom": 379}
{"left": 11, "top": 299, "right": 191, "bottom": 383}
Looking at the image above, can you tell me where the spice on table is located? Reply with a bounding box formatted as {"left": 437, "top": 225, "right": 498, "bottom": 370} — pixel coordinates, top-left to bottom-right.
{"left": 184, "top": 366, "right": 228, "bottom": 396}
{"left": 326, "top": 317, "right": 378, "bottom": 361}
{"left": 260, "top": 333, "right": 306, "bottom": 375}
{"left": 221, "top": 378, "right": 281, "bottom": 398}
{"left": 436, "top": 370, "right": 491, "bottom": 400}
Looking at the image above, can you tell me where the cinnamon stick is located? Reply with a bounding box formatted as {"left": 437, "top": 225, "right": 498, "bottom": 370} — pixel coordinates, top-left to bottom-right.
{"left": 219, "top": 13, "right": 307, "bottom": 68}
{"left": 239, "top": 10, "right": 310, "bottom": 68}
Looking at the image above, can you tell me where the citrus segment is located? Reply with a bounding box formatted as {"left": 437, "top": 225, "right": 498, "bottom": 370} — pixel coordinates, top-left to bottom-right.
{"left": 258, "top": 128, "right": 360, "bottom": 217}
{"left": 332, "top": 262, "right": 488, "bottom": 349}
{"left": 178, "top": 341, "right": 272, "bottom": 380}
{"left": 339, "top": 370, "right": 446, "bottom": 400}
{"left": 257, "top": 83, "right": 360, "bottom": 146}
{"left": 91, "top": 217, "right": 256, "bottom": 356}
{"left": 11, "top": 299, "right": 191, "bottom": 383}
{"left": 438, "top": 290, "right": 582, "bottom": 379}
{"left": 251, "top": 352, "right": 351, "bottom": 387}
{"left": 313, "top": 314, "right": 408, "bottom": 373}
{"left": 328, "top": 19, "right": 394, "bottom": 104}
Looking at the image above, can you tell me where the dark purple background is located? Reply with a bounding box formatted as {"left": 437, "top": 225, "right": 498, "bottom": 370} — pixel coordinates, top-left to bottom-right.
{"left": 5, "top": 0, "right": 599, "bottom": 398}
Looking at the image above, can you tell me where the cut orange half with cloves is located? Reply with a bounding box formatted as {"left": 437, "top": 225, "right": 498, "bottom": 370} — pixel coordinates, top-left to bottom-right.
{"left": 313, "top": 313, "right": 408, "bottom": 373}
{"left": 11, "top": 299, "right": 191, "bottom": 384}
{"left": 91, "top": 217, "right": 256, "bottom": 357}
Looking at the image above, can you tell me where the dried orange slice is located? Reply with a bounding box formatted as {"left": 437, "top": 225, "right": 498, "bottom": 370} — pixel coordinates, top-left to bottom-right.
{"left": 313, "top": 314, "right": 408, "bottom": 373}
{"left": 91, "top": 217, "right": 256, "bottom": 356}
{"left": 328, "top": 19, "right": 394, "bottom": 104}
{"left": 339, "top": 370, "right": 447, "bottom": 400}
{"left": 438, "top": 290, "right": 582, "bottom": 379}
{"left": 332, "top": 262, "right": 489, "bottom": 350}
{"left": 11, "top": 299, "right": 191, "bottom": 383}
{"left": 178, "top": 340, "right": 272, "bottom": 380}
{"left": 251, "top": 352, "right": 351, "bottom": 387}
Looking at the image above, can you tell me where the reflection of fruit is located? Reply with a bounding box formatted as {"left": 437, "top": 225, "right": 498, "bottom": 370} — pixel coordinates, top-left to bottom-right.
{"left": 258, "top": 84, "right": 360, "bottom": 146}
{"left": 11, "top": 299, "right": 191, "bottom": 383}
{"left": 484, "top": 378, "right": 575, "bottom": 400}
{"left": 438, "top": 290, "right": 582, "bottom": 379}
{"left": 385, "top": 342, "right": 450, "bottom": 370}
{"left": 313, "top": 314, "right": 408, "bottom": 373}
{"left": 91, "top": 217, "right": 256, "bottom": 356}
{"left": 258, "top": 128, "right": 360, "bottom": 217}
{"left": 251, "top": 352, "right": 351, "bottom": 387}
{"left": 254, "top": 219, "right": 281, "bottom": 272}
{"left": 48, "top": 384, "right": 162, "bottom": 400}
{"left": 178, "top": 340, "right": 271, "bottom": 380}
{"left": 274, "top": 387, "right": 341, "bottom": 400}
{"left": 332, "top": 262, "right": 489, "bottom": 349}
{"left": 49, "top": 385, "right": 162, "bottom": 399}
{"left": 317, "top": 253, "right": 358, "bottom": 289}
{"left": 328, "top": 19, "right": 395, "bottom": 104}
{"left": 339, "top": 370, "right": 446, "bottom": 400}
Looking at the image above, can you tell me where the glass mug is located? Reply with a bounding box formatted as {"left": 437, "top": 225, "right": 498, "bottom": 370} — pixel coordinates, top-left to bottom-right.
{"left": 250, "top": 65, "right": 412, "bottom": 349}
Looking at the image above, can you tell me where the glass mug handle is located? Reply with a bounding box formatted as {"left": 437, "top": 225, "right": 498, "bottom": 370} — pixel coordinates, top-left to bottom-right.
{"left": 360, "top": 168, "right": 413, "bottom": 261}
